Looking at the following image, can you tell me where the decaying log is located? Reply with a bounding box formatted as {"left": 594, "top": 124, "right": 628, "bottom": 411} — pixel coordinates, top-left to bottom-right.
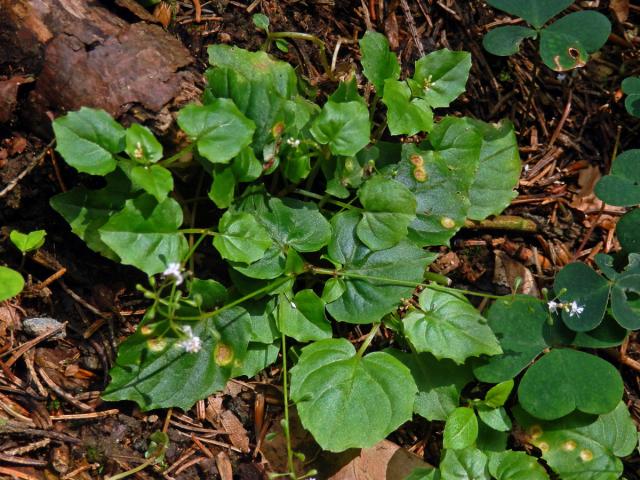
{"left": 0, "top": 0, "right": 202, "bottom": 134}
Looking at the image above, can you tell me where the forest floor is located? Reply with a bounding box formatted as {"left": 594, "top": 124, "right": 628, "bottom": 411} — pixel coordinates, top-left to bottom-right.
{"left": 1, "top": 0, "right": 639, "bottom": 479}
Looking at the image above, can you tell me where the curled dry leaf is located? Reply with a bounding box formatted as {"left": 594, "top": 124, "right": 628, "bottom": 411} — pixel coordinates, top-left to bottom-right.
{"left": 493, "top": 250, "right": 540, "bottom": 296}
{"left": 610, "top": 0, "right": 629, "bottom": 23}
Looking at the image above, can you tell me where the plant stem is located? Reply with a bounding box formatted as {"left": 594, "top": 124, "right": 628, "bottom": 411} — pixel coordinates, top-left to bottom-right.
{"left": 356, "top": 323, "right": 380, "bottom": 358}
{"left": 159, "top": 143, "right": 195, "bottom": 168}
{"left": 280, "top": 333, "right": 296, "bottom": 478}
{"left": 267, "top": 32, "right": 333, "bottom": 80}
{"left": 294, "top": 189, "right": 359, "bottom": 211}
{"left": 179, "top": 228, "right": 216, "bottom": 236}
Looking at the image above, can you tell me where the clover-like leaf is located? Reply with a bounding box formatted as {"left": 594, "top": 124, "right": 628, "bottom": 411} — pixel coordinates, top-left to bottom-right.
{"left": 622, "top": 76, "right": 640, "bottom": 117}
{"left": 382, "top": 80, "right": 433, "bottom": 136}
{"left": 515, "top": 402, "right": 637, "bottom": 480}
{"left": 130, "top": 165, "right": 173, "bottom": 203}
{"left": 125, "top": 123, "right": 163, "bottom": 164}
{"left": 618, "top": 209, "right": 640, "bottom": 254}
{"left": 440, "top": 447, "right": 489, "bottom": 480}
{"left": 99, "top": 195, "right": 188, "bottom": 275}
{"left": 103, "top": 307, "right": 252, "bottom": 411}
{"left": 486, "top": 0, "right": 573, "bottom": 29}
{"left": 277, "top": 290, "right": 332, "bottom": 342}
{"left": 487, "top": 451, "right": 549, "bottom": 480}
{"left": 289, "top": 338, "right": 417, "bottom": 452}
{"left": 310, "top": 100, "right": 370, "bottom": 156}
{"left": 410, "top": 49, "right": 471, "bottom": 108}
{"left": 443, "top": 407, "right": 478, "bottom": 450}
{"left": 385, "top": 350, "right": 473, "bottom": 421}
{"left": 483, "top": 26, "right": 538, "bottom": 56}
{"left": 357, "top": 176, "right": 417, "bottom": 250}
{"left": 52, "top": 107, "right": 125, "bottom": 175}
{"left": 403, "top": 289, "right": 502, "bottom": 365}
{"left": 359, "top": 30, "right": 400, "bottom": 94}
{"left": 213, "top": 211, "right": 272, "bottom": 264}
{"left": 539, "top": 11, "right": 611, "bottom": 71}
{"left": 10, "top": 230, "right": 46, "bottom": 254}
{"left": 325, "top": 211, "right": 435, "bottom": 324}
{"left": 177, "top": 100, "right": 255, "bottom": 165}
{"left": 0, "top": 266, "right": 24, "bottom": 302}
{"left": 554, "top": 262, "right": 611, "bottom": 332}
{"left": 610, "top": 254, "right": 640, "bottom": 329}
{"left": 594, "top": 149, "right": 640, "bottom": 207}
{"left": 518, "top": 348, "right": 623, "bottom": 420}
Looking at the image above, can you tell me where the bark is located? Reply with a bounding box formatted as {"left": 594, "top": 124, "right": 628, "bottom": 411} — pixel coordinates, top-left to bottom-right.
{"left": 0, "top": 0, "right": 201, "bottom": 135}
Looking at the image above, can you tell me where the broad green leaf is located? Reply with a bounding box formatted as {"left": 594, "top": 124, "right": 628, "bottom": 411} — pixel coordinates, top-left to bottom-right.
{"left": 53, "top": 107, "right": 125, "bottom": 175}
{"left": 231, "top": 245, "right": 286, "bottom": 280}
{"left": 385, "top": 350, "right": 473, "bottom": 421}
{"left": 190, "top": 278, "right": 228, "bottom": 310}
{"left": 213, "top": 211, "right": 272, "bottom": 264}
{"left": 476, "top": 421, "right": 508, "bottom": 453}
{"left": 359, "top": 30, "right": 400, "bottom": 94}
{"left": 617, "top": 209, "right": 640, "bottom": 253}
{"left": 103, "top": 307, "right": 252, "bottom": 410}
{"left": 357, "top": 176, "right": 417, "bottom": 250}
{"left": 554, "top": 262, "right": 610, "bottom": 331}
{"left": 277, "top": 290, "right": 332, "bottom": 342}
{"left": 125, "top": 123, "right": 163, "bottom": 163}
{"left": 325, "top": 211, "right": 435, "bottom": 324}
{"left": 439, "top": 448, "right": 489, "bottom": 480}
{"left": 477, "top": 406, "right": 512, "bottom": 432}
{"left": 611, "top": 254, "right": 640, "bottom": 329}
{"left": 209, "top": 166, "right": 236, "bottom": 209}
{"left": 594, "top": 149, "right": 640, "bottom": 207}
{"left": 130, "top": 165, "right": 173, "bottom": 203}
{"left": 515, "top": 402, "right": 637, "bottom": 480}
{"left": 50, "top": 171, "right": 133, "bottom": 261}
{"left": 622, "top": 76, "right": 640, "bottom": 117}
{"left": 382, "top": 80, "right": 433, "bottom": 136}
{"left": 310, "top": 100, "right": 370, "bottom": 156}
{"left": 243, "top": 298, "right": 279, "bottom": 344}
{"left": 404, "top": 468, "right": 439, "bottom": 480}
{"left": 99, "top": 195, "right": 188, "bottom": 275}
{"left": 252, "top": 13, "right": 269, "bottom": 31}
{"left": 484, "top": 379, "right": 515, "bottom": 408}
{"left": 232, "top": 146, "right": 262, "bottom": 183}
{"left": 290, "top": 338, "right": 417, "bottom": 452}
{"left": 411, "top": 49, "right": 471, "bottom": 108}
{"left": 518, "top": 348, "right": 623, "bottom": 420}
{"left": 539, "top": 12, "right": 610, "bottom": 71}
{"left": 571, "top": 314, "right": 628, "bottom": 348}
{"left": 483, "top": 26, "right": 537, "bottom": 56}
{"left": 395, "top": 118, "right": 482, "bottom": 246}
{"left": 0, "top": 266, "right": 24, "bottom": 302}
{"left": 443, "top": 407, "right": 478, "bottom": 450}
{"left": 322, "top": 277, "right": 346, "bottom": 304}
{"left": 329, "top": 77, "right": 366, "bottom": 105}
{"left": 282, "top": 151, "right": 311, "bottom": 183}
{"left": 486, "top": 0, "right": 573, "bottom": 28}
{"left": 466, "top": 120, "right": 520, "bottom": 220}
{"left": 403, "top": 289, "right": 502, "bottom": 364}
{"left": 231, "top": 342, "right": 279, "bottom": 378}
{"left": 10, "top": 230, "right": 46, "bottom": 254}
{"left": 487, "top": 451, "right": 549, "bottom": 480}
{"left": 177, "top": 100, "right": 255, "bottom": 165}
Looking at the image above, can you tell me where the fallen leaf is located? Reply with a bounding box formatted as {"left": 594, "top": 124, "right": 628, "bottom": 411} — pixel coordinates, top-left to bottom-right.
{"left": 493, "top": 250, "right": 540, "bottom": 296}
{"left": 610, "top": 0, "right": 629, "bottom": 22}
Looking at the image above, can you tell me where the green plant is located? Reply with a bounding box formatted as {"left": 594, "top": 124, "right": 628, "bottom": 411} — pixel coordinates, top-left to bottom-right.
{"left": 49, "top": 29, "right": 638, "bottom": 480}
{"left": 10, "top": 229, "right": 46, "bottom": 254}
{"left": 483, "top": 0, "right": 611, "bottom": 71}
{"left": 0, "top": 266, "right": 24, "bottom": 302}
{"left": 622, "top": 77, "right": 640, "bottom": 117}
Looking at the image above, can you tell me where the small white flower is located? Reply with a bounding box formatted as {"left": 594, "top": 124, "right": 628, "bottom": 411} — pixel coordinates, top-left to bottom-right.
{"left": 569, "top": 301, "right": 584, "bottom": 317}
{"left": 163, "top": 262, "right": 183, "bottom": 285}
{"left": 547, "top": 300, "right": 560, "bottom": 313}
{"left": 177, "top": 325, "right": 202, "bottom": 353}
{"left": 557, "top": 73, "right": 567, "bottom": 81}
{"left": 286, "top": 137, "right": 301, "bottom": 148}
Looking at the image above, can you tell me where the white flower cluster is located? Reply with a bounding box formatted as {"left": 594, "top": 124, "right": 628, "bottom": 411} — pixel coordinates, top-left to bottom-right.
{"left": 286, "top": 137, "right": 301, "bottom": 148}
{"left": 547, "top": 300, "right": 585, "bottom": 317}
{"left": 177, "top": 325, "right": 202, "bottom": 353}
{"left": 163, "top": 262, "right": 184, "bottom": 285}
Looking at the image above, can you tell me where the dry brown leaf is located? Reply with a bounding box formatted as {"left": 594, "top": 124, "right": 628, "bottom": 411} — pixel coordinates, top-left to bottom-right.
{"left": 216, "top": 451, "right": 233, "bottom": 480}
{"left": 610, "top": 0, "right": 629, "bottom": 22}
{"left": 493, "top": 250, "right": 540, "bottom": 296}
{"left": 220, "top": 410, "right": 250, "bottom": 453}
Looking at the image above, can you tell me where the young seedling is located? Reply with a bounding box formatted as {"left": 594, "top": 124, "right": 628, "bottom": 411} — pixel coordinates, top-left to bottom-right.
{"left": 483, "top": 0, "right": 611, "bottom": 71}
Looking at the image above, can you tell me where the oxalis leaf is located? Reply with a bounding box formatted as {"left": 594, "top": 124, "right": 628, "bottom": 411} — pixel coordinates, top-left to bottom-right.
{"left": 52, "top": 107, "right": 125, "bottom": 175}
{"left": 486, "top": 0, "right": 573, "bottom": 29}
{"left": 99, "top": 194, "right": 188, "bottom": 276}
{"left": 617, "top": 209, "right": 640, "bottom": 254}
{"left": 594, "top": 149, "right": 640, "bottom": 207}
{"left": 213, "top": 211, "right": 272, "bottom": 264}
{"left": 483, "top": 26, "right": 538, "bottom": 56}
{"left": 177, "top": 99, "right": 255, "bottom": 165}
{"left": 409, "top": 49, "right": 471, "bottom": 109}
{"left": 515, "top": 402, "right": 637, "bottom": 480}
{"left": 356, "top": 176, "right": 417, "bottom": 250}
{"left": 403, "top": 289, "right": 502, "bottom": 365}
{"left": 325, "top": 211, "right": 435, "bottom": 324}
{"left": 611, "top": 254, "right": 640, "bottom": 329}
{"left": 103, "top": 307, "right": 252, "bottom": 411}
{"left": 0, "top": 267, "right": 24, "bottom": 302}
{"left": 310, "top": 100, "right": 370, "bottom": 156}
{"left": 289, "top": 338, "right": 417, "bottom": 452}
{"left": 518, "top": 348, "right": 623, "bottom": 420}
{"left": 359, "top": 30, "right": 400, "bottom": 94}
{"left": 622, "top": 76, "right": 640, "bottom": 118}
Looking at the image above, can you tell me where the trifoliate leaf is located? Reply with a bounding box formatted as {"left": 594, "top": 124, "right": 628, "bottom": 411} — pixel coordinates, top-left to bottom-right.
{"left": 617, "top": 209, "right": 640, "bottom": 253}
{"left": 486, "top": 0, "right": 573, "bottom": 29}
{"left": 594, "top": 149, "right": 640, "bottom": 207}
{"left": 483, "top": 26, "right": 537, "bottom": 56}
{"left": 622, "top": 76, "right": 640, "bottom": 118}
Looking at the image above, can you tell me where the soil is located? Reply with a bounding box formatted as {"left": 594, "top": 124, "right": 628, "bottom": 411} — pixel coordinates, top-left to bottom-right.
{"left": 1, "top": 0, "right": 639, "bottom": 479}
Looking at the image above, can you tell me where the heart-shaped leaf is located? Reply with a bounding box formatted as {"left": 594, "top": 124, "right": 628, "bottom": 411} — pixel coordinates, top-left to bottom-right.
{"left": 594, "top": 149, "right": 640, "bottom": 207}
{"left": 440, "top": 448, "right": 489, "bottom": 480}
{"left": 125, "top": 123, "right": 163, "bottom": 163}
{"left": 486, "top": 0, "right": 573, "bottom": 28}
{"left": 213, "top": 211, "right": 272, "bottom": 264}
{"left": 611, "top": 254, "right": 640, "bottom": 329}
{"left": 359, "top": 30, "right": 400, "bottom": 94}
{"left": 444, "top": 407, "right": 478, "bottom": 450}
{"left": 310, "top": 100, "right": 370, "bottom": 156}
{"left": 382, "top": 79, "right": 433, "bottom": 136}
{"left": 515, "top": 402, "right": 637, "bottom": 480}
{"left": 483, "top": 26, "right": 538, "bottom": 56}
{"left": 325, "top": 211, "right": 435, "bottom": 324}
{"left": 622, "top": 76, "right": 640, "bottom": 117}
{"left": 0, "top": 266, "right": 24, "bottom": 302}
{"left": 411, "top": 49, "right": 472, "bottom": 108}
{"left": 357, "top": 176, "right": 417, "bottom": 250}
{"left": 518, "top": 348, "right": 623, "bottom": 420}
{"left": 99, "top": 195, "right": 188, "bottom": 275}
{"left": 617, "top": 209, "right": 640, "bottom": 253}
{"left": 487, "top": 451, "right": 549, "bottom": 480}
{"left": 276, "top": 290, "right": 332, "bottom": 342}
{"left": 178, "top": 100, "right": 256, "bottom": 165}
{"left": 52, "top": 107, "right": 125, "bottom": 175}
{"left": 10, "top": 229, "right": 46, "bottom": 254}
{"left": 404, "top": 289, "right": 502, "bottom": 365}
{"left": 554, "top": 262, "right": 611, "bottom": 331}
{"left": 289, "top": 338, "right": 417, "bottom": 452}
